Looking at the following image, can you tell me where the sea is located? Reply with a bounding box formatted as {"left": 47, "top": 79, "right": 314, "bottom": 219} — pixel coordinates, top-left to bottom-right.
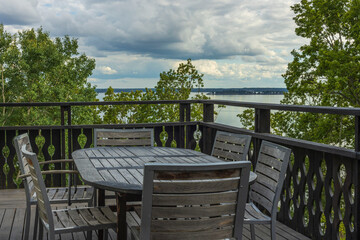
{"left": 96, "top": 92, "right": 283, "bottom": 128}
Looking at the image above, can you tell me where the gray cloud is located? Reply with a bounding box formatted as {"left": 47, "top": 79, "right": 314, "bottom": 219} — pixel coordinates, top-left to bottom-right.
{"left": 1, "top": 0, "right": 303, "bottom": 88}
{"left": 0, "top": 0, "right": 40, "bottom": 25}
{"left": 23, "top": 0, "right": 300, "bottom": 60}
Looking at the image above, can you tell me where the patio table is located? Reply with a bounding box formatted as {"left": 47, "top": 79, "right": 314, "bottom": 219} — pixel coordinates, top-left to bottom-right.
{"left": 72, "top": 146, "right": 257, "bottom": 240}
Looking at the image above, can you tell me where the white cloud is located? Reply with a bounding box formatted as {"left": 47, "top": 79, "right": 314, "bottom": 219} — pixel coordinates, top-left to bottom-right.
{"left": 98, "top": 66, "right": 117, "bottom": 75}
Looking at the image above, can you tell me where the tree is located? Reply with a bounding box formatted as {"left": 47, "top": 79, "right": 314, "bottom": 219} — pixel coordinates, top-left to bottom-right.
{"left": 0, "top": 25, "right": 98, "bottom": 126}
{"left": 98, "top": 59, "right": 210, "bottom": 124}
{"left": 239, "top": 0, "right": 360, "bottom": 147}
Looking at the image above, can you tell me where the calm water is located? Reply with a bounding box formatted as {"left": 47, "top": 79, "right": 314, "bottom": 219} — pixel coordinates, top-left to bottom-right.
{"left": 209, "top": 94, "right": 283, "bottom": 127}
{"left": 97, "top": 92, "right": 283, "bottom": 127}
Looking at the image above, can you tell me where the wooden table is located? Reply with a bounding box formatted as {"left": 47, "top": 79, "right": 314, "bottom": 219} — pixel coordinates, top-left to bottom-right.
{"left": 72, "top": 146, "right": 257, "bottom": 239}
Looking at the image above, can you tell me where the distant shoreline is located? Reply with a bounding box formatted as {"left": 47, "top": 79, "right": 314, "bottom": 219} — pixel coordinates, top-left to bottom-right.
{"left": 95, "top": 88, "right": 287, "bottom": 95}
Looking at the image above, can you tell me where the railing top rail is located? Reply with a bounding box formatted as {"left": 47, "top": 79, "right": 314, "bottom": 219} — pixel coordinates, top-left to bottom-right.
{"left": 1, "top": 99, "right": 360, "bottom": 115}
{"left": 0, "top": 100, "right": 198, "bottom": 107}
{"left": 199, "top": 100, "right": 360, "bottom": 116}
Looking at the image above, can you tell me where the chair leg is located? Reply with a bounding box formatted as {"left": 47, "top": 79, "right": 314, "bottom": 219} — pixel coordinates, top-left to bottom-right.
{"left": 271, "top": 221, "right": 276, "bottom": 240}
{"left": 250, "top": 224, "right": 255, "bottom": 240}
{"left": 37, "top": 218, "right": 43, "bottom": 240}
{"left": 86, "top": 231, "right": 92, "bottom": 240}
{"left": 93, "top": 188, "right": 98, "bottom": 206}
{"left": 104, "top": 230, "right": 109, "bottom": 240}
{"left": 24, "top": 205, "right": 31, "bottom": 240}
{"left": 33, "top": 205, "right": 39, "bottom": 240}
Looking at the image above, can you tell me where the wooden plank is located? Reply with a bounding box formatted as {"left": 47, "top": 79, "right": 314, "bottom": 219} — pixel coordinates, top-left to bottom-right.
{"left": 214, "top": 141, "right": 246, "bottom": 153}
{"left": 73, "top": 187, "right": 85, "bottom": 200}
{"left": 251, "top": 183, "right": 275, "bottom": 203}
{"left": 68, "top": 209, "right": 87, "bottom": 227}
{"left": 245, "top": 203, "right": 270, "bottom": 221}
{"left": 0, "top": 208, "right": 16, "bottom": 240}
{"left": 153, "top": 179, "right": 240, "bottom": 193}
{"left": 249, "top": 191, "right": 273, "bottom": 213}
{"left": 0, "top": 208, "right": 5, "bottom": 224}
{"left": 215, "top": 133, "right": 248, "bottom": 145}
{"left": 212, "top": 148, "right": 245, "bottom": 161}
{"left": 151, "top": 204, "right": 236, "bottom": 218}
{"left": 261, "top": 144, "right": 286, "bottom": 159}
{"left": 97, "top": 131, "right": 151, "bottom": 139}
{"left": 89, "top": 208, "right": 112, "bottom": 224}
{"left": 56, "top": 210, "right": 77, "bottom": 228}
{"left": 100, "top": 207, "right": 117, "bottom": 223}
{"left": 151, "top": 215, "right": 234, "bottom": 232}
{"left": 255, "top": 162, "right": 280, "bottom": 181}
{"left": 152, "top": 191, "right": 238, "bottom": 205}
{"left": 276, "top": 221, "right": 311, "bottom": 239}
{"left": 255, "top": 172, "right": 277, "bottom": 192}
{"left": 54, "top": 187, "right": 67, "bottom": 200}
{"left": 9, "top": 208, "right": 26, "bottom": 240}
{"left": 97, "top": 139, "right": 151, "bottom": 146}
{"left": 154, "top": 169, "right": 240, "bottom": 180}
{"left": 54, "top": 206, "right": 74, "bottom": 239}
{"left": 257, "top": 154, "right": 282, "bottom": 170}
{"left": 78, "top": 209, "right": 98, "bottom": 226}
{"left": 151, "top": 228, "right": 234, "bottom": 240}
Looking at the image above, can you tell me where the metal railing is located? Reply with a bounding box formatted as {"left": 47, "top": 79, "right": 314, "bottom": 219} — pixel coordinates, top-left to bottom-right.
{"left": 1, "top": 100, "right": 359, "bottom": 239}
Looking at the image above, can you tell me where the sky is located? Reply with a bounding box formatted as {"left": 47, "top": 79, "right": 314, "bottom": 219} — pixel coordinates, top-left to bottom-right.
{"left": 0, "top": 0, "right": 305, "bottom": 89}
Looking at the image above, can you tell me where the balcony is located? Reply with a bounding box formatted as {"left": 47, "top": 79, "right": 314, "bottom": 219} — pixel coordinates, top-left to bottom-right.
{"left": 0, "top": 100, "right": 359, "bottom": 239}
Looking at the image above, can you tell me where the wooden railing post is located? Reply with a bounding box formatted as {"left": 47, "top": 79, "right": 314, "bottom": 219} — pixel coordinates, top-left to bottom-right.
{"left": 60, "top": 106, "right": 66, "bottom": 160}
{"left": 179, "top": 103, "right": 191, "bottom": 149}
{"left": 61, "top": 105, "right": 72, "bottom": 186}
{"left": 254, "top": 108, "right": 270, "bottom": 165}
{"left": 355, "top": 116, "right": 360, "bottom": 238}
{"left": 202, "top": 103, "right": 214, "bottom": 154}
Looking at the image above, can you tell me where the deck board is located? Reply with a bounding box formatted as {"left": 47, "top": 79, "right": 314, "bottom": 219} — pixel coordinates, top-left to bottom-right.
{"left": 0, "top": 189, "right": 310, "bottom": 240}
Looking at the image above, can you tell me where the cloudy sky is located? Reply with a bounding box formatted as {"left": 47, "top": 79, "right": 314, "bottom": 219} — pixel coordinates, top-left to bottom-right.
{"left": 0, "top": 0, "right": 305, "bottom": 89}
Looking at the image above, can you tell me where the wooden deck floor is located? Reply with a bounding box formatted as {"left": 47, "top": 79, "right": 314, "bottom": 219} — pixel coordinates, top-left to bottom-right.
{"left": 0, "top": 189, "right": 309, "bottom": 240}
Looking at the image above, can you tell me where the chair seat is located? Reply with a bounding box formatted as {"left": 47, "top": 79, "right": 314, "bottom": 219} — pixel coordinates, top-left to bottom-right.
{"left": 30, "top": 186, "right": 94, "bottom": 204}
{"left": 244, "top": 202, "right": 271, "bottom": 224}
{"left": 49, "top": 206, "right": 117, "bottom": 234}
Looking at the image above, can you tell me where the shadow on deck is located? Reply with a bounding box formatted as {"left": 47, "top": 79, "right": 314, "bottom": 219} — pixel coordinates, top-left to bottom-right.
{"left": 0, "top": 189, "right": 309, "bottom": 240}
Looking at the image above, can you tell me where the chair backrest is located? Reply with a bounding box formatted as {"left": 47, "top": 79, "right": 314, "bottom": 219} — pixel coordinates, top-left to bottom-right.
{"left": 94, "top": 129, "right": 154, "bottom": 147}
{"left": 21, "top": 145, "right": 55, "bottom": 234}
{"left": 249, "top": 140, "right": 291, "bottom": 216}
{"left": 13, "top": 133, "right": 34, "bottom": 200}
{"left": 140, "top": 161, "right": 251, "bottom": 240}
{"left": 211, "top": 131, "right": 252, "bottom": 161}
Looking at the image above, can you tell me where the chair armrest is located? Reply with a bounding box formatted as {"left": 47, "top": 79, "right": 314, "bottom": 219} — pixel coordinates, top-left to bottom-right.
{"left": 18, "top": 170, "right": 79, "bottom": 179}
{"left": 38, "top": 159, "right": 74, "bottom": 165}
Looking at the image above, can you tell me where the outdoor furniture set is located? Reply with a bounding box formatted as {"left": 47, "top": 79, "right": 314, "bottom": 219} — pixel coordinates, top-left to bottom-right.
{"left": 14, "top": 129, "right": 291, "bottom": 240}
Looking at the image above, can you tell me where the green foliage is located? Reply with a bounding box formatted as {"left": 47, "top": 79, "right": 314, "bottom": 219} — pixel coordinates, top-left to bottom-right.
{"left": 237, "top": 109, "right": 255, "bottom": 130}
{"left": 0, "top": 25, "right": 98, "bottom": 126}
{"left": 240, "top": 0, "right": 360, "bottom": 148}
{"left": 98, "top": 59, "right": 210, "bottom": 123}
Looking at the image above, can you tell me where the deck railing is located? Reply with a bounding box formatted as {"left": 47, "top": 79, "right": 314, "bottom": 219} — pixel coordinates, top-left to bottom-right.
{"left": 1, "top": 100, "right": 359, "bottom": 239}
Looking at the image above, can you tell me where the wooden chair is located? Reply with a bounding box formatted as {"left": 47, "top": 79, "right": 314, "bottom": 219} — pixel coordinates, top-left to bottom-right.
{"left": 94, "top": 128, "right": 154, "bottom": 147}
{"left": 211, "top": 131, "right": 252, "bottom": 161}
{"left": 21, "top": 144, "right": 117, "bottom": 240}
{"left": 127, "top": 161, "right": 251, "bottom": 240}
{"left": 244, "top": 141, "right": 291, "bottom": 240}
{"left": 13, "top": 133, "right": 94, "bottom": 240}
{"left": 94, "top": 128, "right": 154, "bottom": 204}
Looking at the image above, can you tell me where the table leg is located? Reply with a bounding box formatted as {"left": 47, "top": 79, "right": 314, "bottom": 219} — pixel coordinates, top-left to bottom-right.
{"left": 98, "top": 189, "right": 105, "bottom": 240}
{"left": 116, "top": 193, "right": 127, "bottom": 240}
